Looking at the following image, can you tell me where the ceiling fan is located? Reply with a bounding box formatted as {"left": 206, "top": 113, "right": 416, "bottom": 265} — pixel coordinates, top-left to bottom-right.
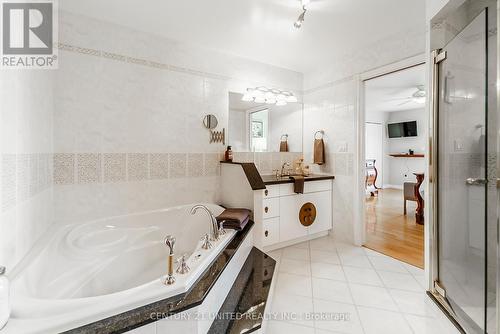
{"left": 386, "top": 86, "right": 426, "bottom": 106}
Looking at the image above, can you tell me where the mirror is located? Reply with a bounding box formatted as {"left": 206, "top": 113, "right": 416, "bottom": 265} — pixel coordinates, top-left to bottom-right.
{"left": 203, "top": 114, "right": 218, "bottom": 129}
{"left": 228, "top": 92, "right": 303, "bottom": 152}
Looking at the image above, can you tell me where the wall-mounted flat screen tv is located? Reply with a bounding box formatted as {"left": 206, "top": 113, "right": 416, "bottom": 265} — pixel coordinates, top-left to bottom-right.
{"left": 387, "top": 121, "right": 417, "bottom": 138}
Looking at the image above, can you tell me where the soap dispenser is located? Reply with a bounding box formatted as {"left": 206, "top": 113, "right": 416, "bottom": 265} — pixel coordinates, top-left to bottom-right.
{"left": 0, "top": 266, "right": 9, "bottom": 329}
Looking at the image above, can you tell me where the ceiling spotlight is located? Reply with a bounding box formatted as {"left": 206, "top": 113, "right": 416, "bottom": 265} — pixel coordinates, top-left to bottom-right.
{"left": 294, "top": 7, "right": 307, "bottom": 29}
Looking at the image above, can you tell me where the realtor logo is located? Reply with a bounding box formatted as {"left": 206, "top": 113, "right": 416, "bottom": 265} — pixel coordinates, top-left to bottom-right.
{"left": 1, "top": 0, "right": 57, "bottom": 68}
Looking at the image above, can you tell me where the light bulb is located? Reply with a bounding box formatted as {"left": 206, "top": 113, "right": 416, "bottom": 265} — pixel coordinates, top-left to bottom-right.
{"left": 254, "top": 96, "right": 266, "bottom": 103}
{"left": 286, "top": 95, "right": 298, "bottom": 103}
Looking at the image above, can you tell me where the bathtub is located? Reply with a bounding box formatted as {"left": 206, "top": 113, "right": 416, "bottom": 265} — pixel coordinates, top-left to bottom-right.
{"left": 5, "top": 204, "right": 237, "bottom": 334}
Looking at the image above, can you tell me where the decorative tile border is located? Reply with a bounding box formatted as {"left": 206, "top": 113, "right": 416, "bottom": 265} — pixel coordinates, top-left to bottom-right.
{"left": 1, "top": 153, "right": 53, "bottom": 212}
{"left": 52, "top": 152, "right": 224, "bottom": 186}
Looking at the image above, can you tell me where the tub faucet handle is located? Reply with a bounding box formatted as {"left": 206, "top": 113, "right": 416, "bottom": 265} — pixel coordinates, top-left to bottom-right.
{"left": 164, "top": 235, "right": 176, "bottom": 255}
{"left": 176, "top": 254, "right": 190, "bottom": 274}
{"left": 218, "top": 220, "right": 227, "bottom": 236}
{"left": 201, "top": 233, "right": 213, "bottom": 250}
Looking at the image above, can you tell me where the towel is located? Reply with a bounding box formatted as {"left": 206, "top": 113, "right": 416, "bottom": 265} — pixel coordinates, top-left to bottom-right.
{"left": 289, "top": 175, "right": 305, "bottom": 194}
{"left": 313, "top": 138, "right": 325, "bottom": 165}
{"left": 279, "top": 140, "right": 288, "bottom": 152}
{"left": 216, "top": 208, "right": 251, "bottom": 231}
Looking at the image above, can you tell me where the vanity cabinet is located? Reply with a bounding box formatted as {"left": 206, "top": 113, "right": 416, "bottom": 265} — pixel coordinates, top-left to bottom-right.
{"left": 254, "top": 180, "right": 333, "bottom": 250}
{"left": 220, "top": 162, "right": 334, "bottom": 251}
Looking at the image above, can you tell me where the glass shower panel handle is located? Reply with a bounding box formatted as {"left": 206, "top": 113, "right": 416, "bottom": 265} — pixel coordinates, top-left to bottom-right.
{"left": 465, "top": 178, "right": 487, "bottom": 186}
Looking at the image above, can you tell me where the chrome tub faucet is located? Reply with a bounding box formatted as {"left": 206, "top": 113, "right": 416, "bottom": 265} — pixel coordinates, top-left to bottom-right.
{"left": 190, "top": 205, "right": 220, "bottom": 241}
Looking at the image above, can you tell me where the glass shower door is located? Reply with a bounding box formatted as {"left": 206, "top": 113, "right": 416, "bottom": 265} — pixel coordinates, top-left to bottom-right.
{"left": 435, "top": 9, "right": 494, "bottom": 333}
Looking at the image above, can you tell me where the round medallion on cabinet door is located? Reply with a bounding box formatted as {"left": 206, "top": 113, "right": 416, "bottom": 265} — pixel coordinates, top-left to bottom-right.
{"left": 299, "top": 202, "right": 317, "bottom": 226}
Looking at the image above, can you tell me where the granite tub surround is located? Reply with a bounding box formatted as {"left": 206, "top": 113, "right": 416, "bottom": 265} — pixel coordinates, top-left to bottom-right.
{"left": 207, "top": 248, "right": 276, "bottom": 334}
{"left": 4, "top": 206, "right": 254, "bottom": 334}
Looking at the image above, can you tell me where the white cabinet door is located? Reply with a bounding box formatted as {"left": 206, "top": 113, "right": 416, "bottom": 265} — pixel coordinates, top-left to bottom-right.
{"left": 306, "top": 191, "right": 332, "bottom": 235}
{"left": 279, "top": 195, "right": 308, "bottom": 242}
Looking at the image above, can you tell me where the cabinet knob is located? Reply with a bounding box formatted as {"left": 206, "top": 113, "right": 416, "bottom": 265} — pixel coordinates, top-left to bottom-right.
{"left": 264, "top": 189, "right": 268, "bottom": 196}
{"left": 265, "top": 230, "right": 269, "bottom": 237}
{"left": 264, "top": 206, "right": 269, "bottom": 213}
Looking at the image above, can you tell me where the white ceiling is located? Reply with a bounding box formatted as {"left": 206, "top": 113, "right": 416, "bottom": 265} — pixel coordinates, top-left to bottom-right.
{"left": 364, "top": 64, "right": 426, "bottom": 114}
{"left": 60, "top": 0, "right": 425, "bottom": 73}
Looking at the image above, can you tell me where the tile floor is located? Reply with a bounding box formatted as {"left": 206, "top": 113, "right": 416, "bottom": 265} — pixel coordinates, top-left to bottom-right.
{"left": 264, "top": 236, "right": 460, "bottom": 334}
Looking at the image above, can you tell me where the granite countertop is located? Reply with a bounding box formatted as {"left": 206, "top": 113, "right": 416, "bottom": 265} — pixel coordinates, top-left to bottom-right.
{"left": 261, "top": 174, "right": 335, "bottom": 185}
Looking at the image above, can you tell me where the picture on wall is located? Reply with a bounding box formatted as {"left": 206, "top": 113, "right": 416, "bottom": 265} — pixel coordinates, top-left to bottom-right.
{"left": 252, "top": 120, "right": 264, "bottom": 138}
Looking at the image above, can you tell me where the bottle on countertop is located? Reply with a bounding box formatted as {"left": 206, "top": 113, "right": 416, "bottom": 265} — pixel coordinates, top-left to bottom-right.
{"left": 224, "top": 146, "right": 233, "bottom": 162}
{"left": 0, "top": 266, "right": 10, "bottom": 329}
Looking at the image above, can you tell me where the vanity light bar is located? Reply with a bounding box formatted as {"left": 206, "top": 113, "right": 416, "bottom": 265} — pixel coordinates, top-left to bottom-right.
{"left": 241, "top": 86, "right": 298, "bottom": 106}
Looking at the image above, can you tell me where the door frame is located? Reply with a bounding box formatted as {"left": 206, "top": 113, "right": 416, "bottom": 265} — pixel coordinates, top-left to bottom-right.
{"left": 354, "top": 54, "right": 426, "bottom": 249}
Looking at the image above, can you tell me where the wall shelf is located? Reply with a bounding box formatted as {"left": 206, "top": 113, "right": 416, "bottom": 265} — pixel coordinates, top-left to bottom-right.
{"left": 389, "top": 154, "right": 425, "bottom": 158}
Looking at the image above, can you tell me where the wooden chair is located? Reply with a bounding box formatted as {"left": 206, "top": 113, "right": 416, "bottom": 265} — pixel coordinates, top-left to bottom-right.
{"left": 403, "top": 182, "right": 417, "bottom": 215}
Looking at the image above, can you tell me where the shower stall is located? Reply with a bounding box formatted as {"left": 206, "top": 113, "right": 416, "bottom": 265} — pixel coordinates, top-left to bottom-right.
{"left": 429, "top": 0, "right": 498, "bottom": 332}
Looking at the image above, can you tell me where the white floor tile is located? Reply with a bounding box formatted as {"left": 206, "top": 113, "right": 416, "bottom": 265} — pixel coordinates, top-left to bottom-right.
{"left": 311, "top": 263, "right": 346, "bottom": 281}
{"left": 349, "top": 283, "right": 398, "bottom": 311}
{"left": 282, "top": 246, "right": 310, "bottom": 261}
{"left": 357, "top": 306, "right": 413, "bottom": 334}
{"left": 362, "top": 247, "right": 385, "bottom": 257}
{"left": 311, "top": 249, "right": 341, "bottom": 265}
{"left": 339, "top": 254, "right": 372, "bottom": 268}
{"left": 312, "top": 278, "right": 353, "bottom": 304}
{"left": 279, "top": 258, "right": 311, "bottom": 276}
{"left": 368, "top": 256, "right": 408, "bottom": 273}
{"left": 290, "top": 241, "right": 310, "bottom": 249}
{"left": 336, "top": 243, "right": 366, "bottom": 257}
{"left": 343, "top": 266, "right": 384, "bottom": 287}
{"left": 389, "top": 289, "right": 439, "bottom": 317}
{"left": 271, "top": 291, "right": 315, "bottom": 328}
{"left": 404, "top": 314, "right": 461, "bottom": 334}
{"left": 377, "top": 271, "right": 423, "bottom": 292}
{"left": 266, "top": 320, "right": 316, "bottom": 334}
{"left": 313, "top": 299, "right": 363, "bottom": 334}
{"left": 310, "top": 237, "right": 337, "bottom": 252}
{"left": 402, "top": 262, "right": 424, "bottom": 276}
{"left": 275, "top": 272, "right": 313, "bottom": 298}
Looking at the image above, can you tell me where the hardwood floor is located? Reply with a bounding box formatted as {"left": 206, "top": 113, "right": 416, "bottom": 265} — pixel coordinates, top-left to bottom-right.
{"left": 364, "top": 188, "right": 424, "bottom": 268}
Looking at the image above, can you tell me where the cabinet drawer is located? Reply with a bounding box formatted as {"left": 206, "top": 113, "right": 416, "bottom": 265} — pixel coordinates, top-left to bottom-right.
{"left": 262, "top": 217, "right": 279, "bottom": 246}
{"left": 262, "top": 198, "right": 279, "bottom": 219}
{"left": 280, "top": 180, "right": 332, "bottom": 196}
{"left": 262, "top": 185, "right": 280, "bottom": 198}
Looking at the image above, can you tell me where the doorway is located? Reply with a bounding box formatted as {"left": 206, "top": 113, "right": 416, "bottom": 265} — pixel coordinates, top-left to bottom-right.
{"left": 362, "top": 64, "right": 426, "bottom": 268}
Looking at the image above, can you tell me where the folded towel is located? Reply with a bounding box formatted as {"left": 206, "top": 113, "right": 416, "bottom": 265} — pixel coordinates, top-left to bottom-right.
{"left": 314, "top": 138, "right": 325, "bottom": 165}
{"left": 216, "top": 208, "right": 251, "bottom": 230}
{"left": 289, "top": 175, "right": 305, "bottom": 194}
{"left": 220, "top": 216, "right": 250, "bottom": 231}
{"left": 279, "top": 140, "right": 288, "bottom": 152}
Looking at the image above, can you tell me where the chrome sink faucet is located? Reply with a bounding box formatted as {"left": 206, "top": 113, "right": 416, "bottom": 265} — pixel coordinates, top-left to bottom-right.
{"left": 190, "top": 205, "right": 220, "bottom": 241}
{"left": 280, "top": 162, "right": 291, "bottom": 177}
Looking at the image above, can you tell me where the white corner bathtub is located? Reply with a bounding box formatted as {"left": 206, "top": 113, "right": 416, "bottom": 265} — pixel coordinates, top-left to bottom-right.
{"left": 5, "top": 203, "right": 237, "bottom": 334}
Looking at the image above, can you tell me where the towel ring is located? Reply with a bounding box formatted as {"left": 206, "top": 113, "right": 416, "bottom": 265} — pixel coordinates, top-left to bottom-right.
{"left": 314, "top": 130, "right": 324, "bottom": 140}
{"left": 280, "top": 134, "right": 288, "bottom": 141}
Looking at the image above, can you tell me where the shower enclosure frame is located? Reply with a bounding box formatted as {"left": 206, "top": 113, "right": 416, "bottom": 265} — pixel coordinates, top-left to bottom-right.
{"left": 428, "top": 0, "right": 499, "bottom": 332}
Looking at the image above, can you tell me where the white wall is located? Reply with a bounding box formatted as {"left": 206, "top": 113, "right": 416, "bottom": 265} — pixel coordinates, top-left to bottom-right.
{"left": 303, "top": 28, "right": 426, "bottom": 242}
{"left": 0, "top": 71, "right": 54, "bottom": 271}
{"left": 52, "top": 11, "right": 303, "bottom": 224}
{"left": 385, "top": 109, "right": 426, "bottom": 188}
